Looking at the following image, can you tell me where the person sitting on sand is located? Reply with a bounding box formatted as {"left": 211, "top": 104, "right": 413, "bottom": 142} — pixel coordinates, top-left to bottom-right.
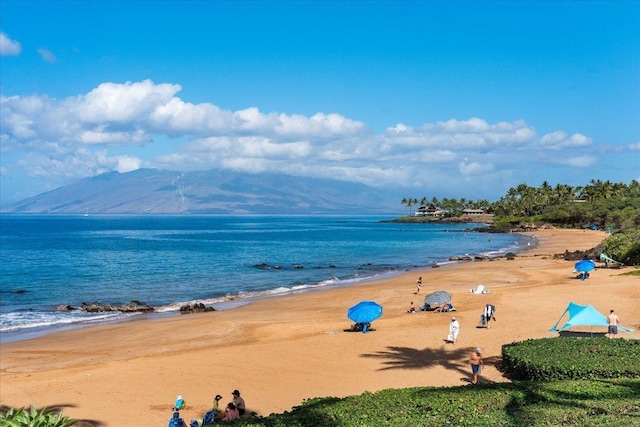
{"left": 435, "top": 302, "right": 453, "bottom": 313}
{"left": 407, "top": 301, "right": 416, "bottom": 313}
{"left": 231, "top": 389, "right": 246, "bottom": 416}
{"left": 222, "top": 402, "right": 239, "bottom": 421}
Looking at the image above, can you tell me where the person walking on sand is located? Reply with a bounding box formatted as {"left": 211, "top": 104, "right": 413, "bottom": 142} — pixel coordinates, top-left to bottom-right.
{"left": 415, "top": 276, "right": 422, "bottom": 294}
{"left": 607, "top": 309, "right": 620, "bottom": 338}
{"left": 483, "top": 304, "right": 496, "bottom": 329}
{"left": 448, "top": 316, "right": 460, "bottom": 344}
{"left": 469, "top": 347, "right": 483, "bottom": 384}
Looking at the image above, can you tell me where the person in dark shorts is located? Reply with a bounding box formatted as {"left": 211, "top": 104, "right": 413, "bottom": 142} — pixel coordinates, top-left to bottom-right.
{"left": 231, "top": 390, "right": 246, "bottom": 416}
{"left": 607, "top": 309, "right": 620, "bottom": 338}
{"left": 469, "top": 347, "right": 483, "bottom": 384}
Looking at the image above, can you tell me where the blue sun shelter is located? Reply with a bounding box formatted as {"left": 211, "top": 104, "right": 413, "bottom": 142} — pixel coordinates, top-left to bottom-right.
{"left": 574, "top": 259, "right": 596, "bottom": 280}
{"left": 550, "top": 302, "right": 634, "bottom": 336}
{"left": 348, "top": 301, "right": 383, "bottom": 333}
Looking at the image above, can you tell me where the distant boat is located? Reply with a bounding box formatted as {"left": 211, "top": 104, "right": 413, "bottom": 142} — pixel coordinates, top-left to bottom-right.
{"left": 83, "top": 209, "right": 89, "bottom": 217}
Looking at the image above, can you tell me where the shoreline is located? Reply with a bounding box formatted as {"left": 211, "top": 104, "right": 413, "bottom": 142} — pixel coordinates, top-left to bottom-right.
{"left": 1, "top": 228, "right": 638, "bottom": 426}
{"left": 0, "top": 225, "right": 533, "bottom": 344}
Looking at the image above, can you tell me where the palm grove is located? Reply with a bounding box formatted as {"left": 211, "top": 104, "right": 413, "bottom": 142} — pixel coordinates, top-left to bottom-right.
{"left": 401, "top": 179, "right": 640, "bottom": 265}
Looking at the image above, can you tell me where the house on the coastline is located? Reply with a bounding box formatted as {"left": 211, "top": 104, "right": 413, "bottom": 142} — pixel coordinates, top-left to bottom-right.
{"left": 461, "top": 208, "right": 485, "bottom": 215}
{"left": 415, "top": 205, "right": 444, "bottom": 217}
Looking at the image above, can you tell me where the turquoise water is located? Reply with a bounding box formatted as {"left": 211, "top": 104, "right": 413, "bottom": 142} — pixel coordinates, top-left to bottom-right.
{"left": 0, "top": 215, "right": 530, "bottom": 341}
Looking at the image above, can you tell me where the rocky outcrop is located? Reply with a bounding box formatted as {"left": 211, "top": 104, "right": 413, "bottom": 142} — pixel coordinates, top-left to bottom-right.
{"left": 554, "top": 244, "right": 605, "bottom": 261}
{"left": 179, "top": 302, "right": 216, "bottom": 314}
{"left": 55, "top": 300, "right": 155, "bottom": 313}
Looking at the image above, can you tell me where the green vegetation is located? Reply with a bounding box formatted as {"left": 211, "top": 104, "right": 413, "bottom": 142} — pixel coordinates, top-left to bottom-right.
{"left": 502, "top": 338, "right": 640, "bottom": 381}
{"left": 231, "top": 379, "right": 640, "bottom": 426}
{"left": 401, "top": 179, "right": 640, "bottom": 265}
{"left": 0, "top": 405, "right": 77, "bottom": 427}
{"left": 601, "top": 228, "right": 640, "bottom": 266}
{"left": 400, "top": 196, "right": 491, "bottom": 217}
{"left": 230, "top": 338, "right": 640, "bottom": 427}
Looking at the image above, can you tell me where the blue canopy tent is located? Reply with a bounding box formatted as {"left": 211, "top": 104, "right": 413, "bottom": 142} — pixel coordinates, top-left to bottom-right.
{"left": 550, "top": 302, "right": 634, "bottom": 336}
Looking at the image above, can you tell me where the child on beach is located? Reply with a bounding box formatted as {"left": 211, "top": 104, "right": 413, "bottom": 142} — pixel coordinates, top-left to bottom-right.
{"left": 222, "top": 402, "right": 239, "bottom": 421}
{"left": 407, "top": 301, "right": 416, "bottom": 313}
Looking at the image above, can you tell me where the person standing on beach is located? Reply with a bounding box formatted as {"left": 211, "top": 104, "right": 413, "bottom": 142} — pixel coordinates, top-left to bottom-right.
{"left": 607, "top": 309, "right": 620, "bottom": 338}
{"left": 469, "top": 347, "right": 483, "bottom": 384}
{"left": 449, "top": 316, "right": 460, "bottom": 344}
{"left": 483, "top": 304, "right": 496, "bottom": 329}
{"left": 415, "top": 276, "right": 422, "bottom": 294}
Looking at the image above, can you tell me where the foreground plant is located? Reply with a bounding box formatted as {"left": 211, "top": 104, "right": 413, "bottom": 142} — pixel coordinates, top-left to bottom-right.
{"left": 0, "top": 405, "right": 77, "bottom": 427}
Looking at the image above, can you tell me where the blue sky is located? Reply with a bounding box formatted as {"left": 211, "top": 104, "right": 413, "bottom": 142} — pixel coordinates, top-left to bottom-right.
{"left": 1, "top": 1, "right": 639, "bottom": 206}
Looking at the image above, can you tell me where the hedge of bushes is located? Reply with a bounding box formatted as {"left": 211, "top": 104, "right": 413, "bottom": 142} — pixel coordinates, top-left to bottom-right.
{"left": 502, "top": 337, "right": 640, "bottom": 381}
{"left": 234, "top": 379, "right": 640, "bottom": 427}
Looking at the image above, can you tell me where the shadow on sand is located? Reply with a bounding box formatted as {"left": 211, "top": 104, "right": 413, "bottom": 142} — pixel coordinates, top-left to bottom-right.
{"left": 361, "top": 345, "right": 502, "bottom": 384}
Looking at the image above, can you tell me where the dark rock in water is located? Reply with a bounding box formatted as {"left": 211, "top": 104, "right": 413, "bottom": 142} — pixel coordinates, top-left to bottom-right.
{"left": 57, "top": 304, "right": 74, "bottom": 311}
{"left": 294, "top": 264, "right": 304, "bottom": 269}
{"left": 180, "top": 302, "right": 215, "bottom": 314}
{"left": 255, "top": 262, "right": 270, "bottom": 269}
{"left": 80, "top": 301, "right": 154, "bottom": 313}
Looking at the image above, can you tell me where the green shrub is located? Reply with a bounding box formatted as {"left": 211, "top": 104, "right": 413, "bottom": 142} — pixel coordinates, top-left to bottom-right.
{"left": 602, "top": 228, "right": 640, "bottom": 265}
{"left": 0, "top": 405, "right": 77, "bottom": 427}
{"left": 233, "top": 379, "right": 640, "bottom": 426}
{"left": 501, "top": 338, "right": 640, "bottom": 381}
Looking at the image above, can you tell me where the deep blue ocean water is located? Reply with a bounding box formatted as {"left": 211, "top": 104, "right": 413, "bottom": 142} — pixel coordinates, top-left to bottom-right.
{"left": 0, "top": 215, "right": 531, "bottom": 342}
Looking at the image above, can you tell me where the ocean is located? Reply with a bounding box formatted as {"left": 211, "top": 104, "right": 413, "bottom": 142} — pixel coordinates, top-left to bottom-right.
{"left": 0, "top": 215, "right": 531, "bottom": 342}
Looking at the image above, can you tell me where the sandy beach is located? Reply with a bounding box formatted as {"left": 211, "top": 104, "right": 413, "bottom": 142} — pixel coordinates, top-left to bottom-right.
{"left": 1, "top": 228, "right": 638, "bottom": 426}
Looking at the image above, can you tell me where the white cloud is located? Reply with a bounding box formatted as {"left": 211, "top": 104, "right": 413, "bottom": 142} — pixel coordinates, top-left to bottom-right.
{"left": 629, "top": 142, "right": 640, "bottom": 151}
{"left": 458, "top": 159, "right": 495, "bottom": 175}
{"left": 37, "top": 48, "right": 56, "bottom": 63}
{"left": 555, "top": 155, "right": 597, "bottom": 168}
{"left": 0, "top": 79, "right": 614, "bottom": 196}
{"left": 538, "top": 131, "right": 592, "bottom": 149}
{"left": 383, "top": 118, "right": 535, "bottom": 151}
{"left": 79, "top": 80, "right": 180, "bottom": 123}
{"left": 115, "top": 156, "right": 142, "bottom": 173}
{"left": 0, "top": 32, "right": 22, "bottom": 56}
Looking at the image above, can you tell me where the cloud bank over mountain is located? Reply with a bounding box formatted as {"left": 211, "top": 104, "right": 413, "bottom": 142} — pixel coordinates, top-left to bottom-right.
{"left": 4, "top": 79, "right": 629, "bottom": 205}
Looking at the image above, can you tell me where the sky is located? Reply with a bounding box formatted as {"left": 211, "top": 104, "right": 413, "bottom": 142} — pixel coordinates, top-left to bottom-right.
{"left": 1, "top": 1, "right": 639, "bottom": 206}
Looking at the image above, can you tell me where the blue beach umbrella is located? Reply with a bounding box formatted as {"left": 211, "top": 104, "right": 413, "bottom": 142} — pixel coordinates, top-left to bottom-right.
{"left": 575, "top": 259, "right": 596, "bottom": 273}
{"left": 348, "top": 301, "right": 383, "bottom": 330}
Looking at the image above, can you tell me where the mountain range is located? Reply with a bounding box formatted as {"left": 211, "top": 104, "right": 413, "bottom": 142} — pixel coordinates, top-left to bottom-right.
{"left": 1, "top": 169, "right": 403, "bottom": 215}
